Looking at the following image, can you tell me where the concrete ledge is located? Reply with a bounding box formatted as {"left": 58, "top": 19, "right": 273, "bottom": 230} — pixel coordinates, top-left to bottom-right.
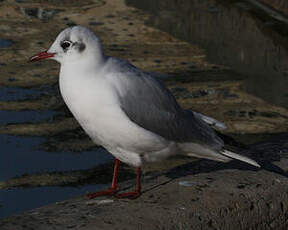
{"left": 1, "top": 148, "right": 288, "bottom": 230}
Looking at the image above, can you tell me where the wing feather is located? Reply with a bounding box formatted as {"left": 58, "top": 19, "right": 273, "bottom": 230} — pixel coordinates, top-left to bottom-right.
{"left": 108, "top": 58, "right": 224, "bottom": 149}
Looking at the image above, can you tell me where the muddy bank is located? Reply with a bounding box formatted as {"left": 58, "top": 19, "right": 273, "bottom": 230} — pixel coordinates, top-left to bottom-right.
{"left": 259, "top": 0, "right": 288, "bottom": 15}
{"left": 0, "top": 0, "right": 288, "bottom": 139}
{"left": 127, "top": 0, "right": 288, "bottom": 109}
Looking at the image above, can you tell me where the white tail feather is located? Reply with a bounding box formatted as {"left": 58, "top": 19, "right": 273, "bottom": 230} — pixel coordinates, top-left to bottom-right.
{"left": 220, "top": 149, "right": 260, "bottom": 168}
{"left": 193, "top": 112, "right": 227, "bottom": 130}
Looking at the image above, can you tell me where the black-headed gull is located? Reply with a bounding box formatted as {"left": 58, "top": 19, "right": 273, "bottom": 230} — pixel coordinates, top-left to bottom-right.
{"left": 29, "top": 26, "right": 260, "bottom": 199}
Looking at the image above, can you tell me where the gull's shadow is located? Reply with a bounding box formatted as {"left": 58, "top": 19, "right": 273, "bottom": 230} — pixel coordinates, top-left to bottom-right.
{"left": 142, "top": 154, "right": 288, "bottom": 195}
{"left": 124, "top": 136, "right": 288, "bottom": 195}
{"left": 164, "top": 136, "right": 288, "bottom": 180}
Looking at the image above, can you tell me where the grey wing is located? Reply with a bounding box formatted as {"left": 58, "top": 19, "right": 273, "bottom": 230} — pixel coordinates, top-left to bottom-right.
{"left": 112, "top": 60, "right": 224, "bottom": 149}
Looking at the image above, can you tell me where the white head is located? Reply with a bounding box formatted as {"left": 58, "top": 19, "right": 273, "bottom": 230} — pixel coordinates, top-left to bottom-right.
{"left": 29, "top": 26, "right": 105, "bottom": 66}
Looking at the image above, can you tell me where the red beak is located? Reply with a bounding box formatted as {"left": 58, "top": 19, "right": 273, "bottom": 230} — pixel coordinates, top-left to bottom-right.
{"left": 29, "top": 51, "right": 55, "bottom": 62}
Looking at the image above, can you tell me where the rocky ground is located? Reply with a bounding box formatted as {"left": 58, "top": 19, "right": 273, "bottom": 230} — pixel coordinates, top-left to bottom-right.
{"left": 1, "top": 145, "right": 288, "bottom": 230}
{"left": 0, "top": 0, "right": 288, "bottom": 229}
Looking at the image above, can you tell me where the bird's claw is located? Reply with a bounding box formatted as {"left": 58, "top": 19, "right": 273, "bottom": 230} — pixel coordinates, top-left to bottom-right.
{"left": 87, "top": 187, "right": 118, "bottom": 199}
{"left": 87, "top": 187, "right": 141, "bottom": 199}
{"left": 114, "top": 190, "right": 141, "bottom": 199}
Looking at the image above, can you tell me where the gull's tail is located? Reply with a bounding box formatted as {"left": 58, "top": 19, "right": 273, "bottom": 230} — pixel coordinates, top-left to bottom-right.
{"left": 220, "top": 149, "right": 260, "bottom": 168}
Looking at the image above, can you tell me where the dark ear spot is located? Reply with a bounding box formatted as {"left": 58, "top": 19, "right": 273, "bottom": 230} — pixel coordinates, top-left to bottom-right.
{"left": 73, "top": 42, "right": 86, "bottom": 52}
{"left": 78, "top": 42, "right": 86, "bottom": 52}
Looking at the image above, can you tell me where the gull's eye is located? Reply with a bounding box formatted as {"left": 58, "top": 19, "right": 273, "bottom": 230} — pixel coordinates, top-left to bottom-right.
{"left": 61, "top": 40, "right": 72, "bottom": 50}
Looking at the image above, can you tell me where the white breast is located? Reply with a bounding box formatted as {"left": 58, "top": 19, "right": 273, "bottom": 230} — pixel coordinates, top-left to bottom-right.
{"left": 59, "top": 65, "right": 169, "bottom": 166}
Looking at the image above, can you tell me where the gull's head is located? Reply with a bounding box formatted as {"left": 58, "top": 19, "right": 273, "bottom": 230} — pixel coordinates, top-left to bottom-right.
{"left": 29, "top": 26, "right": 104, "bottom": 65}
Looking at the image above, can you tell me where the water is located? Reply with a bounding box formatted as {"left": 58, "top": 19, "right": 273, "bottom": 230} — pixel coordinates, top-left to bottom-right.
{"left": 0, "top": 110, "right": 59, "bottom": 124}
{"left": 0, "top": 39, "right": 12, "bottom": 48}
{"left": 127, "top": 0, "right": 288, "bottom": 108}
{"left": 0, "top": 86, "right": 55, "bottom": 101}
{"left": 0, "top": 135, "right": 112, "bottom": 181}
{"left": 0, "top": 135, "right": 113, "bottom": 218}
{"left": 0, "top": 185, "right": 107, "bottom": 218}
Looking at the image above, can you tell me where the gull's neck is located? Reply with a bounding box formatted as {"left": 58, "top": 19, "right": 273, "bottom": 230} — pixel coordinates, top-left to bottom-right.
{"left": 61, "top": 52, "right": 107, "bottom": 78}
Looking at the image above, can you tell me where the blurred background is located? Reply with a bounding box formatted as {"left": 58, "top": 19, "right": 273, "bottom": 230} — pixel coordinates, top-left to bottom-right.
{"left": 0, "top": 0, "right": 287, "bottom": 218}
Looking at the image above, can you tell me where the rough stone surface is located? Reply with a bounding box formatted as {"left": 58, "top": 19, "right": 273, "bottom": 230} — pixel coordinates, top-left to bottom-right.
{"left": 1, "top": 153, "right": 288, "bottom": 230}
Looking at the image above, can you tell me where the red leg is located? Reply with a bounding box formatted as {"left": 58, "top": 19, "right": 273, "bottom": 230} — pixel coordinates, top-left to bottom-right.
{"left": 115, "top": 167, "right": 141, "bottom": 199}
{"left": 87, "top": 158, "right": 120, "bottom": 199}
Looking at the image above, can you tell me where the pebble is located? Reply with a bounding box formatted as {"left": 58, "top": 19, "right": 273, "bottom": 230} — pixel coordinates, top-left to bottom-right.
{"left": 179, "top": 181, "right": 193, "bottom": 187}
{"left": 86, "top": 199, "right": 114, "bottom": 206}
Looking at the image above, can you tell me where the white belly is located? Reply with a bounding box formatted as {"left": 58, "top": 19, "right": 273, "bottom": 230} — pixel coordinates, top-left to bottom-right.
{"left": 59, "top": 70, "right": 170, "bottom": 166}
